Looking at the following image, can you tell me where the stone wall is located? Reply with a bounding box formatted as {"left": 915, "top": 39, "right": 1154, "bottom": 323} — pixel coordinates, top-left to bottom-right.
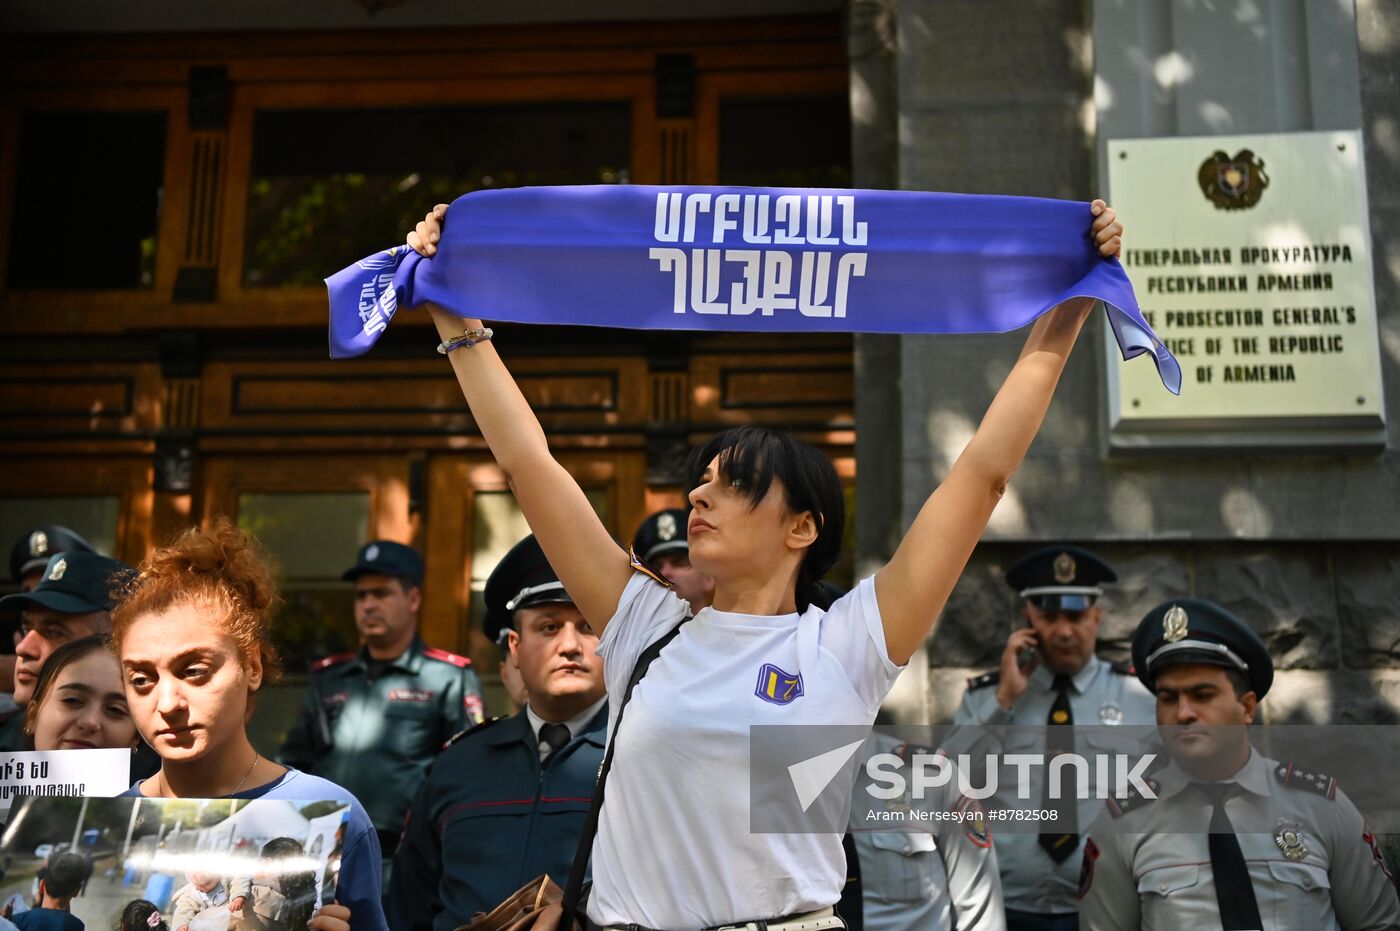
{"left": 927, "top": 541, "right": 1400, "bottom": 724}
{"left": 852, "top": 0, "right": 1400, "bottom": 727}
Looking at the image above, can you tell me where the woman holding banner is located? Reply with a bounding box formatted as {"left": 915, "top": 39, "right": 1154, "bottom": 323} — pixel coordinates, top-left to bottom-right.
{"left": 109, "top": 521, "right": 385, "bottom": 931}
{"left": 404, "top": 199, "right": 1122, "bottom": 930}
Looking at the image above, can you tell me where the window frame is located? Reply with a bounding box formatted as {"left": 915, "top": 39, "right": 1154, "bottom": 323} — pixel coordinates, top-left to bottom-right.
{"left": 0, "top": 19, "right": 848, "bottom": 336}
{"left": 422, "top": 451, "right": 646, "bottom": 673}
{"left": 1, "top": 458, "right": 154, "bottom": 569}
{"left": 216, "top": 75, "right": 657, "bottom": 323}
{"left": 694, "top": 69, "right": 850, "bottom": 184}
{"left": 0, "top": 85, "right": 185, "bottom": 321}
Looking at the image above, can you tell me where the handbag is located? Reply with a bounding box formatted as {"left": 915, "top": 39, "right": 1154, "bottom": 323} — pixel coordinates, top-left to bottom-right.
{"left": 458, "top": 616, "right": 689, "bottom": 931}
{"left": 453, "top": 874, "right": 565, "bottom": 931}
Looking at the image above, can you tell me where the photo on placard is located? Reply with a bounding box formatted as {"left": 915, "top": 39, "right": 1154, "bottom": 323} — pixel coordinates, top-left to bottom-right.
{"left": 0, "top": 797, "right": 349, "bottom": 931}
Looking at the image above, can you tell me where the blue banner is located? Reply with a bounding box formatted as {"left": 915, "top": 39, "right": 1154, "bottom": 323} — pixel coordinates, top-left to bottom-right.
{"left": 326, "top": 185, "right": 1180, "bottom": 393}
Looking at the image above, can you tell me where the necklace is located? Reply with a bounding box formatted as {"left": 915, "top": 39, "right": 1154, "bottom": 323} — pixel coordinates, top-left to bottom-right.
{"left": 156, "top": 750, "right": 261, "bottom": 798}
{"left": 232, "top": 752, "right": 261, "bottom": 793}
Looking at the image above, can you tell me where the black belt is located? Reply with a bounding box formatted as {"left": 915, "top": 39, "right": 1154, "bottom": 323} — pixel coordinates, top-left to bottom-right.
{"left": 588, "top": 920, "right": 791, "bottom": 931}
{"left": 586, "top": 909, "right": 841, "bottom": 931}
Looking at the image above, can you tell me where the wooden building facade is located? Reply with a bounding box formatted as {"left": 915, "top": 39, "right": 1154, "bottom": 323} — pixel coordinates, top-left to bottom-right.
{"left": 0, "top": 15, "right": 857, "bottom": 708}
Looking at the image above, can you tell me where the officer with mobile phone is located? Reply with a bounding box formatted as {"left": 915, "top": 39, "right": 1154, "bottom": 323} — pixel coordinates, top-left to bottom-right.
{"left": 948, "top": 546, "right": 1154, "bottom": 931}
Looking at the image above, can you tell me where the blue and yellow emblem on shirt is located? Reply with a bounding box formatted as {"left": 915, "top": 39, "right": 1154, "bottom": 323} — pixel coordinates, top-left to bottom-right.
{"left": 755, "top": 663, "right": 804, "bottom": 705}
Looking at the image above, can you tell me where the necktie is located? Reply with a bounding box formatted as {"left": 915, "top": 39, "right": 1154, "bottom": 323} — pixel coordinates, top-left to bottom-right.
{"left": 1196, "top": 783, "right": 1263, "bottom": 930}
{"left": 1039, "top": 673, "right": 1079, "bottom": 863}
{"left": 539, "top": 722, "right": 571, "bottom": 762}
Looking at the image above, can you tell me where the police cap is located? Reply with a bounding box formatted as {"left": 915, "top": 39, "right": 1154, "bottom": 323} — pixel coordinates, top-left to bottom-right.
{"left": 9, "top": 525, "right": 95, "bottom": 583}
{"left": 632, "top": 508, "right": 689, "bottom": 563}
{"left": 1005, "top": 544, "right": 1116, "bottom": 612}
{"left": 0, "top": 551, "right": 133, "bottom": 616}
{"left": 483, "top": 534, "right": 574, "bottom": 644}
{"left": 1131, "top": 597, "right": 1273, "bottom": 699}
{"left": 342, "top": 540, "right": 423, "bottom": 586}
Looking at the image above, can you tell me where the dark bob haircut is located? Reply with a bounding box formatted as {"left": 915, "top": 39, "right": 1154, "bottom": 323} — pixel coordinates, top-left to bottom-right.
{"left": 685, "top": 426, "right": 844, "bottom": 610}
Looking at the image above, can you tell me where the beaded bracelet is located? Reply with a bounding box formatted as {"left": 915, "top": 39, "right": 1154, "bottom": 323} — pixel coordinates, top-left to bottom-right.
{"left": 437, "top": 327, "right": 493, "bottom": 354}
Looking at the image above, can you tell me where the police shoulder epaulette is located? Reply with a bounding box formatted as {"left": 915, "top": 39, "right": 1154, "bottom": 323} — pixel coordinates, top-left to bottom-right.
{"left": 1109, "top": 659, "right": 1135, "bottom": 676}
{"left": 966, "top": 670, "right": 1000, "bottom": 691}
{"left": 1105, "top": 777, "right": 1160, "bottom": 819}
{"left": 442, "top": 716, "right": 502, "bottom": 750}
{"left": 311, "top": 651, "right": 356, "bottom": 673}
{"left": 1274, "top": 761, "right": 1338, "bottom": 800}
{"left": 627, "top": 545, "right": 674, "bottom": 589}
{"left": 423, "top": 647, "right": 472, "bottom": 669}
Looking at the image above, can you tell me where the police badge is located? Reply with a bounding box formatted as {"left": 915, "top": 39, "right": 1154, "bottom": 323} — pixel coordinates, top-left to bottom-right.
{"left": 29, "top": 530, "right": 48, "bottom": 558}
{"left": 1099, "top": 702, "right": 1123, "bottom": 725}
{"left": 657, "top": 511, "right": 677, "bottom": 542}
{"left": 365, "top": 543, "right": 380, "bottom": 562}
{"left": 957, "top": 795, "right": 991, "bottom": 848}
{"left": 1053, "top": 552, "right": 1076, "bottom": 584}
{"left": 48, "top": 558, "right": 67, "bottom": 582}
{"left": 1274, "top": 820, "right": 1309, "bottom": 861}
{"left": 1198, "top": 149, "right": 1269, "bottom": 210}
{"left": 1163, "top": 605, "right": 1189, "bottom": 643}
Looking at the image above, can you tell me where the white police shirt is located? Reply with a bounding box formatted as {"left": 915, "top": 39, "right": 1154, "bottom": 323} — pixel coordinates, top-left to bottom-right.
{"left": 851, "top": 731, "right": 1005, "bottom": 931}
{"left": 949, "top": 658, "right": 1154, "bottom": 915}
{"left": 587, "top": 572, "right": 905, "bottom": 930}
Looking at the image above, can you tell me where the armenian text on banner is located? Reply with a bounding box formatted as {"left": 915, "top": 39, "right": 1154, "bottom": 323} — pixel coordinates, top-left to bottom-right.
{"left": 0, "top": 748, "right": 132, "bottom": 820}
{"left": 326, "top": 185, "right": 1180, "bottom": 394}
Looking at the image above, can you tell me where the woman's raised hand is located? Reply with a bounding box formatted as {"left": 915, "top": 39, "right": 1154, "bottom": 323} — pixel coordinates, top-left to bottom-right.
{"left": 307, "top": 902, "right": 351, "bottom": 931}
{"left": 407, "top": 204, "right": 450, "bottom": 257}
{"left": 1091, "top": 199, "right": 1122, "bottom": 259}
{"left": 404, "top": 200, "right": 631, "bottom": 631}
{"left": 875, "top": 198, "right": 1120, "bottom": 664}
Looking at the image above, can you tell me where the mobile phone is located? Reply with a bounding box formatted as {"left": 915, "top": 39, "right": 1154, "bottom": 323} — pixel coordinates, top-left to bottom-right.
{"left": 1018, "top": 632, "right": 1039, "bottom": 668}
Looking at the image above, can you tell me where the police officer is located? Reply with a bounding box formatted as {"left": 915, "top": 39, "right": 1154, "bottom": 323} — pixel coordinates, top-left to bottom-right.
{"left": 9, "top": 526, "right": 96, "bottom": 593}
{"left": 851, "top": 731, "right": 1006, "bottom": 930}
{"left": 495, "top": 625, "right": 529, "bottom": 709}
{"left": 1079, "top": 598, "right": 1400, "bottom": 930}
{"left": 277, "top": 540, "right": 486, "bottom": 862}
{"left": 389, "top": 535, "right": 607, "bottom": 931}
{"left": 2, "top": 526, "right": 96, "bottom": 714}
{"left": 0, "top": 551, "right": 131, "bottom": 750}
{"left": 949, "top": 545, "right": 1154, "bottom": 931}
{"left": 632, "top": 507, "right": 714, "bottom": 609}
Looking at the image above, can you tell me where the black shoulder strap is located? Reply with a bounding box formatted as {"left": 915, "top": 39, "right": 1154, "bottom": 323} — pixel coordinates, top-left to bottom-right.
{"left": 561, "top": 613, "right": 689, "bottom": 918}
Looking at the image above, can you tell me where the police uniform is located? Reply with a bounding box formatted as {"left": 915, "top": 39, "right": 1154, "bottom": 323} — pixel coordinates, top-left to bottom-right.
{"left": 948, "top": 546, "right": 1154, "bottom": 929}
{"left": 0, "top": 551, "right": 133, "bottom": 752}
{"left": 1, "top": 526, "right": 97, "bottom": 725}
{"left": 851, "top": 731, "right": 1005, "bottom": 931}
{"left": 632, "top": 508, "right": 689, "bottom": 563}
{"left": 1080, "top": 597, "right": 1400, "bottom": 931}
{"left": 388, "top": 535, "right": 608, "bottom": 931}
{"left": 277, "top": 541, "right": 485, "bottom": 853}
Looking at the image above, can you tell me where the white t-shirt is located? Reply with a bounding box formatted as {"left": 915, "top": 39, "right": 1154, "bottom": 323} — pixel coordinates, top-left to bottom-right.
{"left": 587, "top": 573, "right": 905, "bottom": 930}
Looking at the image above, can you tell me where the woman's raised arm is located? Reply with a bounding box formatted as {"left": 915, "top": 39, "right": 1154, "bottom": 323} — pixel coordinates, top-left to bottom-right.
{"left": 410, "top": 205, "right": 633, "bottom": 631}
{"left": 874, "top": 200, "right": 1123, "bottom": 665}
